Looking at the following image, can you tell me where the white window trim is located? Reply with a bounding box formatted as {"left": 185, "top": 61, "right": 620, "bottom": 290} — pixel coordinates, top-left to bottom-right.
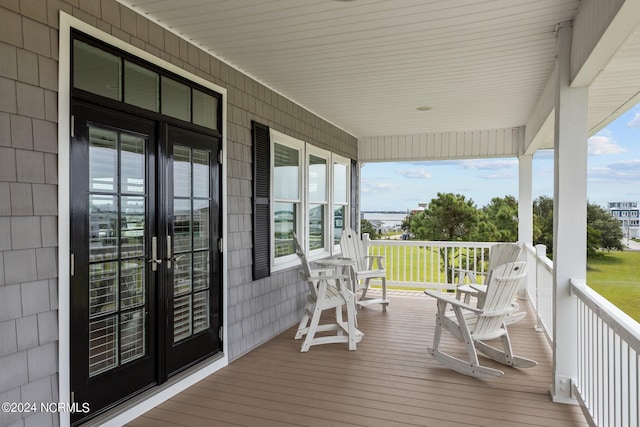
{"left": 331, "top": 153, "right": 350, "bottom": 255}
{"left": 306, "top": 144, "right": 331, "bottom": 261}
{"left": 270, "top": 129, "right": 305, "bottom": 272}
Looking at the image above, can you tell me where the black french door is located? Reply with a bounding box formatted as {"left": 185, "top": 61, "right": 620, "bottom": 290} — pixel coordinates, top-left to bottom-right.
{"left": 70, "top": 102, "right": 221, "bottom": 424}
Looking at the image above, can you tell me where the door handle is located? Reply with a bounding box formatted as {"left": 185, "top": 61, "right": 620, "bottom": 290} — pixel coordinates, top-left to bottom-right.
{"left": 166, "top": 235, "right": 172, "bottom": 269}
{"left": 147, "top": 236, "right": 161, "bottom": 271}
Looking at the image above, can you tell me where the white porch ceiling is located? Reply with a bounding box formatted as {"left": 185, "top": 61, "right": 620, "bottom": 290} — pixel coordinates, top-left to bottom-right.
{"left": 119, "top": 0, "right": 640, "bottom": 141}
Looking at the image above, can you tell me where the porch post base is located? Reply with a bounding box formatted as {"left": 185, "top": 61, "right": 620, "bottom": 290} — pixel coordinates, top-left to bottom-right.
{"left": 550, "top": 376, "right": 578, "bottom": 405}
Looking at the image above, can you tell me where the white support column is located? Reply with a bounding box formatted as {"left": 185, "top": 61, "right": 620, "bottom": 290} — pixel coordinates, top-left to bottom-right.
{"left": 518, "top": 154, "right": 533, "bottom": 298}
{"left": 551, "top": 24, "right": 587, "bottom": 404}
{"left": 518, "top": 154, "right": 533, "bottom": 245}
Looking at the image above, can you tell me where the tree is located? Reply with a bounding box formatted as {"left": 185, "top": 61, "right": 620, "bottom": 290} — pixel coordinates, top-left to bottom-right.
{"left": 587, "top": 202, "right": 623, "bottom": 253}
{"left": 532, "top": 196, "right": 623, "bottom": 256}
{"left": 482, "top": 195, "right": 519, "bottom": 242}
{"left": 360, "top": 219, "right": 380, "bottom": 240}
{"left": 533, "top": 195, "right": 554, "bottom": 252}
{"left": 410, "top": 193, "right": 479, "bottom": 241}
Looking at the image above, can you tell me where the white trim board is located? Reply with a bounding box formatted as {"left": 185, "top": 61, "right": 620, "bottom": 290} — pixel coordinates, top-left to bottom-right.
{"left": 58, "top": 11, "right": 229, "bottom": 427}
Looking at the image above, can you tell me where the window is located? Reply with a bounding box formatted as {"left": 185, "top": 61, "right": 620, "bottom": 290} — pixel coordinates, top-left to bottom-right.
{"left": 73, "top": 36, "right": 220, "bottom": 131}
{"left": 272, "top": 133, "right": 304, "bottom": 267}
{"left": 332, "top": 155, "right": 350, "bottom": 251}
{"left": 251, "top": 122, "right": 353, "bottom": 278}
{"left": 307, "top": 146, "right": 330, "bottom": 256}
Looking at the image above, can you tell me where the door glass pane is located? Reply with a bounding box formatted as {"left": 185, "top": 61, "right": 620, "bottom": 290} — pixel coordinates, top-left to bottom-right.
{"left": 89, "top": 262, "right": 118, "bottom": 317}
{"left": 174, "top": 253, "right": 192, "bottom": 295}
{"left": 120, "top": 259, "right": 145, "bottom": 309}
{"left": 89, "top": 316, "right": 118, "bottom": 377}
{"left": 174, "top": 199, "right": 192, "bottom": 253}
{"left": 192, "top": 149, "right": 209, "bottom": 198}
{"left": 124, "top": 60, "right": 159, "bottom": 112}
{"left": 193, "top": 291, "right": 210, "bottom": 333}
{"left": 121, "top": 134, "right": 145, "bottom": 194}
{"left": 120, "top": 309, "right": 145, "bottom": 364}
{"left": 121, "top": 196, "right": 144, "bottom": 258}
{"left": 173, "top": 146, "right": 191, "bottom": 197}
{"left": 90, "top": 128, "right": 118, "bottom": 192}
{"left": 161, "top": 77, "right": 190, "bottom": 122}
{"left": 309, "top": 155, "right": 327, "bottom": 202}
{"left": 274, "top": 202, "right": 296, "bottom": 257}
{"left": 172, "top": 144, "right": 213, "bottom": 343}
{"left": 73, "top": 40, "right": 121, "bottom": 100}
{"left": 309, "top": 204, "right": 325, "bottom": 251}
{"left": 193, "top": 251, "right": 209, "bottom": 290}
{"left": 90, "top": 195, "right": 118, "bottom": 262}
{"left": 86, "top": 124, "right": 148, "bottom": 378}
{"left": 193, "top": 199, "right": 209, "bottom": 250}
{"left": 173, "top": 295, "right": 192, "bottom": 342}
{"left": 193, "top": 90, "right": 217, "bottom": 130}
{"left": 274, "top": 143, "right": 299, "bottom": 199}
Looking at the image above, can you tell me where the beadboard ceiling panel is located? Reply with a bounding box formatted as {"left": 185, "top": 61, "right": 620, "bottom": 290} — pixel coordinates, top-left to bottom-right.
{"left": 118, "top": 0, "right": 640, "bottom": 142}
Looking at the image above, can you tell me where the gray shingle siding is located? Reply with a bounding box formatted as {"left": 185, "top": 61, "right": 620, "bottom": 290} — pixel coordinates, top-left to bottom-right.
{"left": 0, "top": 1, "right": 357, "bottom": 425}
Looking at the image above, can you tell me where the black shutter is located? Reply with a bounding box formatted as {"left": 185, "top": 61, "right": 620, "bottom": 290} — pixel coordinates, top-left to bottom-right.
{"left": 252, "top": 121, "right": 271, "bottom": 280}
{"left": 350, "top": 159, "right": 358, "bottom": 232}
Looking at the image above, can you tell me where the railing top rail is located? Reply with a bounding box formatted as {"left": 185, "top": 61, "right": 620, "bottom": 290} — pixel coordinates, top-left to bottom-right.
{"left": 366, "top": 240, "right": 496, "bottom": 249}
{"left": 571, "top": 279, "right": 640, "bottom": 352}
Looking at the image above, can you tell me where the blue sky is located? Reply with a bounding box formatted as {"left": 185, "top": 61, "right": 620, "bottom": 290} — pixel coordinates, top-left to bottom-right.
{"left": 361, "top": 103, "right": 640, "bottom": 212}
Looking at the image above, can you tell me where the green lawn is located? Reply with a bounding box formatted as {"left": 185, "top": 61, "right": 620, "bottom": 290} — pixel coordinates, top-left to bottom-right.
{"left": 587, "top": 251, "right": 640, "bottom": 323}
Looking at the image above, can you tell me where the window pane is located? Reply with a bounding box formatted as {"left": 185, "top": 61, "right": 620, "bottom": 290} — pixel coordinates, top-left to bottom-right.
{"left": 89, "top": 262, "right": 118, "bottom": 317}
{"left": 173, "top": 295, "right": 192, "bottom": 343}
{"left": 193, "top": 89, "right": 217, "bottom": 130}
{"left": 124, "top": 60, "right": 159, "bottom": 111}
{"left": 89, "top": 316, "right": 118, "bottom": 377}
{"left": 161, "top": 77, "right": 190, "bottom": 121}
{"left": 334, "top": 206, "right": 346, "bottom": 246}
{"left": 334, "top": 162, "right": 348, "bottom": 204}
{"left": 89, "top": 195, "right": 118, "bottom": 262}
{"left": 309, "top": 204, "right": 325, "bottom": 251}
{"left": 120, "top": 309, "right": 145, "bottom": 364}
{"left": 174, "top": 199, "right": 192, "bottom": 253}
{"left": 120, "top": 259, "right": 145, "bottom": 309}
{"left": 121, "top": 133, "right": 145, "bottom": 194}
{"left": 173, "top": 146, "right": 191, "bottom": 198}
{"left": 74, "top": 40, "right": 121, "bottom": 100}
{"left": 89, "top": 127, "right": 117, "bottom": 192}
{"left": 274, "top": 143, "right": 299, "bottom": 200}
{"left": 274, "top": 202, "right": 296, "bottom": 257}
{"left": 193, "top": 291, "right": 210, "bottom": 333}
{"left": 121, "top": 196, "right": 144, "bottom": 258}
{"left": 308, "top": 155, "right": 327, "bottom": 202}
{"left": 193, "top": 199, "right": 209, "bottom": 250}
{"left": 192, "top": 149, "right": 209, "bottom": 198}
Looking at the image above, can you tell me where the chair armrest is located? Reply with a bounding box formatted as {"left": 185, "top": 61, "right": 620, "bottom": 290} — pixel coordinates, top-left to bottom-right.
{"left": 424, "top": 290, "right": 482, "bottom": 313}
{"left": 365, "top": 255, "right": 385, "bottom": 270}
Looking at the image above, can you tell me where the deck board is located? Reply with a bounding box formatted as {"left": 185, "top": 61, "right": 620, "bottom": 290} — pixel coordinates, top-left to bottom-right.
{"left": 128, "top": 290, "right": 588, "bottom": 426}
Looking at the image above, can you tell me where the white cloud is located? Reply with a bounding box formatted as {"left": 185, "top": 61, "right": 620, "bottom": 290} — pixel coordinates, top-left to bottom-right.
{"left": 587, "top": 161, "right": 640, "bottom": 181}
{"left": 361, "top": 180, "right": 396, "bottom": 193}
{"left": 588, "top": 135, "right": 626, "bottom": 155}
{"left": 608, "top": 159, "right": 640, "bottom": 170}
{"left": 627, "top": 112, "right": 640, "bottom": 128}
{"left": 396, "top": 167, "right": 432, "bottom": 179}
{"left": 481, "top": 172, "right": 517, "bottom": 180}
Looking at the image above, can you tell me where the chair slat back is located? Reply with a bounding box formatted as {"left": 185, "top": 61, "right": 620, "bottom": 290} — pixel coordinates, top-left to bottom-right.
{"left": 292, "top": 233, "right": 320, "bottom": 297}
{"left": 488, "top": 243, "right": 522, "bottom": 271}
{"left": 473, "top": 261, "right": 527, "bottom": 337}
{"left": 340, "top": 227, "right": 368, "bottom": 272}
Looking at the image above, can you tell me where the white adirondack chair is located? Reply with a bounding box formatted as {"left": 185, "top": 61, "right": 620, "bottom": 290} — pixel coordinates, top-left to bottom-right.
{"left": 340, "top": 227, "right": 389, "bottom": 309}
{"left": 424, "top": 261, "right": 537, "bottom": 379}
{"left": 456, "top": 243, "right": 526, "bottom": 325}
{"left": 292, "top": 234, "right": 362, "bottom": 352}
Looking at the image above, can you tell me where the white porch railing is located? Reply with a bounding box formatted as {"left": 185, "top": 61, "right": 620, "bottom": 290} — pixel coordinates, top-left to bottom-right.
{"left": 571, "top": 279, "right": 640, "bottom": 427}
{"left": 363, "top": 236, "right": 640, "bottom": 427}
{"left": 363, "top": 237, "right": 494, "bottom": 291}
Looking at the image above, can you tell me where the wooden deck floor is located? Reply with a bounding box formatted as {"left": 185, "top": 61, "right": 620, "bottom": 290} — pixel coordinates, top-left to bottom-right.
{"left": 128, "top": 290, "right": 588, "bottom": 427}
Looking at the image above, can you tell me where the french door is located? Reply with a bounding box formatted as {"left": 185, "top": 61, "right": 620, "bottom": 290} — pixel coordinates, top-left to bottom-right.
{"left": 70, "top": 102, "right": 221, "bottom": 424}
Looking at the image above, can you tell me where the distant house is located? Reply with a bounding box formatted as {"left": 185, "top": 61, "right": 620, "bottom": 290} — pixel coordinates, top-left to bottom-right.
{"left": 608, "top": 202, "right": 640, "bottom": 239}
